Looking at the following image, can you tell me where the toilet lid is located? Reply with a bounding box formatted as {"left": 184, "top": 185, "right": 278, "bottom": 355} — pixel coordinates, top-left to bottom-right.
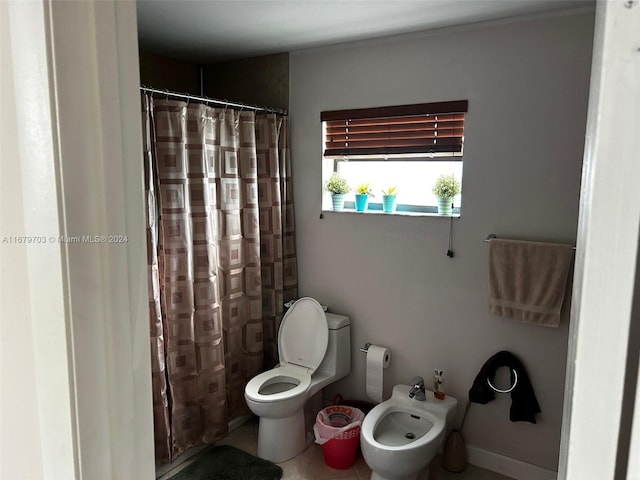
{"left": 279, "top": 297, "right": 328, "bottom": 374}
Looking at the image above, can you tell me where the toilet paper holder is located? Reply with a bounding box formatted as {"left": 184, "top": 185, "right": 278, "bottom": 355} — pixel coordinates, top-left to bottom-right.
{"left": 359, "top": 342, "right": 371, "bottom": 353}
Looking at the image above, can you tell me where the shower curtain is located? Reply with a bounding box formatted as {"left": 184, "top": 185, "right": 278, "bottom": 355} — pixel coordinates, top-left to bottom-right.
{"left": 142, "top": 95, "right": 298, "bottom": 463}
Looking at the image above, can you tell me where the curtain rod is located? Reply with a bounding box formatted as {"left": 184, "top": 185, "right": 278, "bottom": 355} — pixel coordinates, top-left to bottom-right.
{"left": 140, "top": 86, "right": 287, "bottom": 116}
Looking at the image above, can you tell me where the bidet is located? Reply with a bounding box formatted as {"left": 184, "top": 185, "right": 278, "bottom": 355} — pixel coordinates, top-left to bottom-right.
{"left": 360, "top": 384, "right": 457, "bottom": 480}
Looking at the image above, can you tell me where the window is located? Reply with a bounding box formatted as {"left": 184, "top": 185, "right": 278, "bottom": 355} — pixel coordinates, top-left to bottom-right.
{"left": 321, "top": 100, "right": 468, "bottom": 215}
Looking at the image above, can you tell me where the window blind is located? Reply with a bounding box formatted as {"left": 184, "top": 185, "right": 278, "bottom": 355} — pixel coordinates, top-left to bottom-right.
{"left": 321, "top": 100, "right": 468, "bottom": 157}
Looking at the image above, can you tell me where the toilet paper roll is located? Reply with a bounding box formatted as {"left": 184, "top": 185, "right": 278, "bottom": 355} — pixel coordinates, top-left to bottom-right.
{"left": 366, "top": 345, "right": 391, "bottom": 403}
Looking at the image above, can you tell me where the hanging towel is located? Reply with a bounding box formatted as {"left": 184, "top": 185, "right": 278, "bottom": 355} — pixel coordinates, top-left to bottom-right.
{"left": 488, "top": 238, "right": 574, "bottom": 327}
{"left": 469, "top": 351, "right": 541, "bottom": 423}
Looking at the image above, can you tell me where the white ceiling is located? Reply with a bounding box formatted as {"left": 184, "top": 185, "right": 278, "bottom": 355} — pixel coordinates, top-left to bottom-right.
{"left": 136, "top": 0, "right": 594, "bottom": 63}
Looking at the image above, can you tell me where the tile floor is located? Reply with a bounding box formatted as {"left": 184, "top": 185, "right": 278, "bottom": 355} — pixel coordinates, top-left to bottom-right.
{"left": 210, "top": 417, "right": 515, "bottom": 480}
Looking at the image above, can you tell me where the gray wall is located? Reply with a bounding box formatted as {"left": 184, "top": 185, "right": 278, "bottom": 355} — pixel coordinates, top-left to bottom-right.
{"left": 290, "top": 11, "right": 594, "bottom": 471}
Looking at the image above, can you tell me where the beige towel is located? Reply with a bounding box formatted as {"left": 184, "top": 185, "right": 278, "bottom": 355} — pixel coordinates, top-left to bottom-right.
{"left": 488, "top": 239, "right": 574, "bottom": 327}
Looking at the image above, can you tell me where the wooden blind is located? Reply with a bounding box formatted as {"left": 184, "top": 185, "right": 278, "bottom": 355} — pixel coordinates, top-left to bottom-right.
{"left": 321, "top": 100, "right": 467, "bottom": 157}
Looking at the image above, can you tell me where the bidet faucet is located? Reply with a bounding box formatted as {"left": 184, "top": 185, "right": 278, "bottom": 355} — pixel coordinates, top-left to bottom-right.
{"left": 408, "top": 376, "right": 426, "bottom": 401}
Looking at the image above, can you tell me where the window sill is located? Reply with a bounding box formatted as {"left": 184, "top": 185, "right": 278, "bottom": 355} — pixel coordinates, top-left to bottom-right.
{"left": 320, "top": 209, "right": 460, "bottom": 218}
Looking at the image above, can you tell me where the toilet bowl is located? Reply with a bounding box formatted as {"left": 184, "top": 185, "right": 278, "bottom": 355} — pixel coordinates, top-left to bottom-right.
{"left": 244, "top": 297, "right": 351, "bottom": 463}
{"left": 360, "top": 384, "right": 457, "bottom": 480}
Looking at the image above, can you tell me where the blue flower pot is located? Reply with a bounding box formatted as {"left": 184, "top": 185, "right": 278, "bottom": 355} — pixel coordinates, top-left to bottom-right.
{"left": 355, "top": 194, "right": 369, "bottom": 212}
{"left": 382, "top": 195, "right": 396, "bottom": 213}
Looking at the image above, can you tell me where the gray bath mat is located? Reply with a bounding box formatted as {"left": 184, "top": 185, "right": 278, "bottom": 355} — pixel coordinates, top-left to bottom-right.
{"left": 168, "top": 445, "right": 282, "bottom": 480}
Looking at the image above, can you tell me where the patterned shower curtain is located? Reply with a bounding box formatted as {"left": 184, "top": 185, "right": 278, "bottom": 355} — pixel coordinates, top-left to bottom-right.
{"left": 142, "top": 95, "right": 298, "bottom": 463}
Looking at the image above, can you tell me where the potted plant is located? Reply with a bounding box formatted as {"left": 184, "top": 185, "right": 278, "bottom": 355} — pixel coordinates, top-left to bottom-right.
{"left": 355, "top": 182, "right": 374, "bottom": 212}
{"left": 326, "top": 173, "right": 350, "bottom": 211}
{"left": 432, "top": 174, "right": 461, "bottom": 216}
{"left": 381, "top": 186, "right": 398, "bottom": 213}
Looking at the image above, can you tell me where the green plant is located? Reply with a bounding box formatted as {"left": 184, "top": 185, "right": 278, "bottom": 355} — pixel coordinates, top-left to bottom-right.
{"left": 325, "top": 173, "right": 350, "bottom": 194}
{"left": 356, "top": 182, "right": 374, "bottom": 197}
{"left": 382, "top": 186, "right": 398, "bottom": 196}
{"left": 432, "top": 175, "right": 461, "bottom": 199}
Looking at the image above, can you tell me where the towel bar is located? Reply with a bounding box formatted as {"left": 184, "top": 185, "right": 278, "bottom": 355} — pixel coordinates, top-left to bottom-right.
{"left": 483, "top": 233, "right": 576, "bottom": 250}
{"left": 487, "top": 368, "right": 518, "bottom": 393}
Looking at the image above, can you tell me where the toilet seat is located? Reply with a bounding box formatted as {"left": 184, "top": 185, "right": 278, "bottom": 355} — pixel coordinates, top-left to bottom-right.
{"left": 245, "top": 297, "right": 328, "bottom": 404}
{"left": 245, "top": 364, "right": 311, "bottom": 403}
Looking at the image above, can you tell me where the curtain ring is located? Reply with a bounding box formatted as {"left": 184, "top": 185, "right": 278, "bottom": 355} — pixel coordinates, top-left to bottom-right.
{"left": 487, "top": 368, "right": 518, "bottom": 393}
{"left": 164, "top": 88, "right": 169, "bottom": 101}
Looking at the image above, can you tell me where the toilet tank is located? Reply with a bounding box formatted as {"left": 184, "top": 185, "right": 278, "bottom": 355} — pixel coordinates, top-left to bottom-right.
{"left": 316, "top": 313, "right": 351, "bottom": 380}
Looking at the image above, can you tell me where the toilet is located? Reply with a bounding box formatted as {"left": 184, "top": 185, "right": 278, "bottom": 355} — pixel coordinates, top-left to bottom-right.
{"left": 360, "top": 384, "right": 458, "bottom": 480}
{"left": 244, "top": 297, "right": 351, "bottom": 463}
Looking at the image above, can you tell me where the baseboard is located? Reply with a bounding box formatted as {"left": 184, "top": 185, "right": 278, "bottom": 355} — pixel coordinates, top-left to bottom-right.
{"left": 466, "top": 445, "right": 558, "bottom": 480}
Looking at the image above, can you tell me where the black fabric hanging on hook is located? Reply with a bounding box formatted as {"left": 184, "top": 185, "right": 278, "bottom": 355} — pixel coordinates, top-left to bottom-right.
{"left": 468, "top": 350, "right": 541, "bottom": 423}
